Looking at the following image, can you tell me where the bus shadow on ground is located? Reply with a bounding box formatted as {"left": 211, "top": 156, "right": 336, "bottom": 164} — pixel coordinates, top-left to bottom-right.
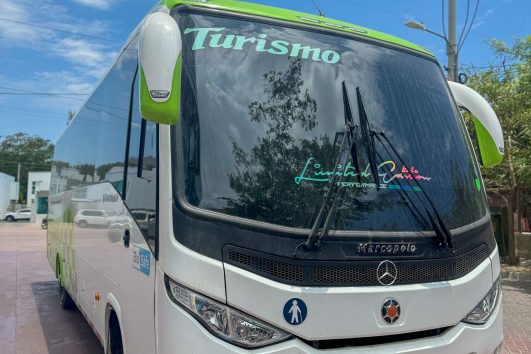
{"left": 502, "top": 278, "right": 531, "bottom": 293}
{"left": 30, "top": 281, "right": 103, "bottom": 354}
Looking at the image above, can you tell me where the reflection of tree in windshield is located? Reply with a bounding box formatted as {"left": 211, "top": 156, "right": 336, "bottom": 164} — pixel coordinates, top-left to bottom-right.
{"left": 223, "top": 59, "right": 365, "bottom": 229}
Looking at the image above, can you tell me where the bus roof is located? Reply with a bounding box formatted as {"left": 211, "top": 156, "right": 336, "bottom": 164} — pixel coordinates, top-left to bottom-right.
{"left": 162, "top": 0, "right": 433, "bottom": 57}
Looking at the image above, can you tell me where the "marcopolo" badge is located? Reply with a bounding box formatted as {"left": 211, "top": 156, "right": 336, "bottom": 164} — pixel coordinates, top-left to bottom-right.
{"left": 356, "top": 243, "right": 417, "bottom": 255}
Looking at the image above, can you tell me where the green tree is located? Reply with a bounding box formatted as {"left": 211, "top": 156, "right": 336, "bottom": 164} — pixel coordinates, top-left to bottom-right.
{"left": 0, "top": 132, "right": 54, "bottom": 203}
{"left": 77, "top": 164, "right": 95, "bottom": 183}
{"left": 222, "top": 59, "right": 374, "bottom": 229}
{"left": 465, "top": 36, "right": 530, "bottom": 189}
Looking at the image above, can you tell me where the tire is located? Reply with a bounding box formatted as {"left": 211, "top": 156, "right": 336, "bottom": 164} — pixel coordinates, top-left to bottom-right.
{"left": 78, "top": 220, "right": 87, "bottom": 228}
{"left": 5, "top": 215, "right": 14, "bottom": 222}
{"left": 108, "top": 313, "right": 124, "bottom": 354}
{"left": 56, "top": 257, "right": 75, "bottom": 310}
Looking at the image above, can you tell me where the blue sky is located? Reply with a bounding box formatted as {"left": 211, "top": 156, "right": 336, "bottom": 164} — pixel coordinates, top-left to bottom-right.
{"left": 0, "top": 0, "right": 528, "bottom": 143}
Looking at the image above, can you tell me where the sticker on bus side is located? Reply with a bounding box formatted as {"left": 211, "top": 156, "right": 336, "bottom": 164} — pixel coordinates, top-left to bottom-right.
{"left": 132, "top": 245, "right": 151, "bottom": 276}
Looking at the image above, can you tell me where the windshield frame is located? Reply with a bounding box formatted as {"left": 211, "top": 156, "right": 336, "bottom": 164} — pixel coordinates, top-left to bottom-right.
{"left": 170, "top": 6, "right": 489, "bottom": 237}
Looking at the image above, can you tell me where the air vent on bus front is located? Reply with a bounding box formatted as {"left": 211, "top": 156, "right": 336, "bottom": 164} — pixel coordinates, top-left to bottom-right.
{"left": 223, "top": 244, "right": 488, "bottom": 287}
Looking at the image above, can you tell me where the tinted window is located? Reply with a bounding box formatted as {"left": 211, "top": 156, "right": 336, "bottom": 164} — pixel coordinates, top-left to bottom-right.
{"left": 124, "top": 75, "right": 158, "bottom": 247}
{"left": 51, "top": 43, "right": 137, "bottom": 195}
{"left": 175, "top": 12, "right": 487, "bottom": 232}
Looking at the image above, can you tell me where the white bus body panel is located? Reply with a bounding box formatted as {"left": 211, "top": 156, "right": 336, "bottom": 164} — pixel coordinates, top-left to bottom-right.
{"left": 65, "top": 183, "right": 156, "bottom": 354}
{"left": 223, "top": 249, "right": 496, "bottom": 339}
{"left": 157, "top": 124, "right": 227, "bottom": 302}
{"left": 156, "top": 264, "right": 502, "bottom": 354}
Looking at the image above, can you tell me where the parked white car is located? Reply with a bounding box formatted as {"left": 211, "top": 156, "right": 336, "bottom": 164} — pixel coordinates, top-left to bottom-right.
{"left": 4, "top": 208, "right": 31, "bottom": 222}
{"left": 74, "top": 209, "right": 114, "bottom": 228}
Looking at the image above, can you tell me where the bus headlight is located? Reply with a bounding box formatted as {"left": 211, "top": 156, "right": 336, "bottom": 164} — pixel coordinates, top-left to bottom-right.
{"left": 165, "top": 275, "right": 292, "bottom": 348}
{"left": 463, "top": 277, "right": 501, "bottom": 324}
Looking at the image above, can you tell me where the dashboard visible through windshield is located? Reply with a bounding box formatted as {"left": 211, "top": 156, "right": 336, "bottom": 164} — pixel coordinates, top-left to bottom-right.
{"left": 173, "top": 10, "right": 488, "bottom": 233}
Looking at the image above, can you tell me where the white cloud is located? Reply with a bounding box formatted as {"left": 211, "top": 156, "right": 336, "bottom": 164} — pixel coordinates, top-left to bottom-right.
{"left": 72, "top": 0, "right": 119, "bottom": 10}
{"left": 472, "top": 6, "right": 499, "bottom": 30}
{"left": 52, "top": 38, "right": 116, "bottom": 75}
{"left": 0, "top": 1, "right": 43, "bottom": 42}
{"left": 0, "top": 0, "right": 122, "bottom": 119}
{"left": 34, "top": 71, "right": 96, "bottom": 94}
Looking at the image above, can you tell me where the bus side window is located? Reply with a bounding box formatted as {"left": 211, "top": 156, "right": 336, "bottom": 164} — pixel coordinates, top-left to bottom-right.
{"left": 125, "top": 74, "right": 158, "bottom": 251}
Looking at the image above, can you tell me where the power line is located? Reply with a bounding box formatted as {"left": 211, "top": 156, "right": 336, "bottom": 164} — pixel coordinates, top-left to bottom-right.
{"left": 461, "top": 63, "right": 523, "bottom": 69}
{"left": 0, "top": 110, "right": 68, "bottom": 121}
{"left": 457, "top": 0, "right": 470, "bottom": 49}
{"left": 442, "top": 0, "right": 446, "bottom": 38}
{"left": 0, "top": 92, "right": 87, "bottom": 96}
{"left": 0, "top": 17, "right": 121, "bottom": 44}
{"left": 458, "top": 0, "right": 480, "bottom": 52}
{"left": 0, "top": 86, "right": 87, "bottom": 102}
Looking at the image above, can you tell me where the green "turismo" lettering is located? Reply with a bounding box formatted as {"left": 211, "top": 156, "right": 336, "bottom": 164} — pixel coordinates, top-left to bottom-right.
{"left": 184, "top": 27, "right": 341, "bottom": 64}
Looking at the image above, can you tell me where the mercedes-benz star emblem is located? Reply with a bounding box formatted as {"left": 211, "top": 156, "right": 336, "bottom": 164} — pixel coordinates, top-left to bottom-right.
{"left": 376, "top": 260, "right": 398, "bottom": 286}
{"left": 381, "top": 299, "right": 401, "bottom": 324}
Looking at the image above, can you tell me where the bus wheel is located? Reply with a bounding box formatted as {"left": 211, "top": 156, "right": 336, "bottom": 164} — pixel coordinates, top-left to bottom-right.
{"left": 108, "top": 312, "right": 124, "bottom": 354}
{"left": 56, "top": 257, "right": 74, "bottom": 310}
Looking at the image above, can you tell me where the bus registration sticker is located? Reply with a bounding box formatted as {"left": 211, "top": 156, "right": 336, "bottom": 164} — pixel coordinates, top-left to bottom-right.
{"left": 132, "top": 246, "right": 151, "bottom": 276}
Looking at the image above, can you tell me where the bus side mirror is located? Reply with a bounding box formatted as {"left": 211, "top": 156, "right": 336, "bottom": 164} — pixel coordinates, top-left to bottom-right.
{"left": 448, "top": 81, "right": 504, "bottom": 167}
{"left": 138, "top": 11, "right": 182, "bottom": 125}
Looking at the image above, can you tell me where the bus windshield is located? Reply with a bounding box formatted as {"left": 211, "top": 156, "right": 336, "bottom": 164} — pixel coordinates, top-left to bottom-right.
{"left": 174, "top": 11, "right": 488, "bottom": 233}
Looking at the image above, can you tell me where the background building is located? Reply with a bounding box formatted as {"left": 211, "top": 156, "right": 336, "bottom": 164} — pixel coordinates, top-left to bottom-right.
{"left": 0, "top": 172, "right": 18, "bottom": 217}
{"left": 26, "top": 171, "right": 51, "bottom": 223}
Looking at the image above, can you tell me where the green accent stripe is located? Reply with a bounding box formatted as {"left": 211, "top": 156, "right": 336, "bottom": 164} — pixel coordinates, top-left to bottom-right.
{"left": 139, "top": 55, "right": 182, "bottom": 125}
{"left": 473, "top": 117, "right": 503, "bottom": 167}
{"left": 163, "top": 0, "right": 433, "bottom": 56}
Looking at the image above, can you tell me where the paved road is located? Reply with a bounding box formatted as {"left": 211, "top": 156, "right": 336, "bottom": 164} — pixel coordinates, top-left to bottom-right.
{"left": 0, "top": 223, "right": 102, "bottom": 354}
{"left": 0, "top": 223, "right": 530, "bottom": 354}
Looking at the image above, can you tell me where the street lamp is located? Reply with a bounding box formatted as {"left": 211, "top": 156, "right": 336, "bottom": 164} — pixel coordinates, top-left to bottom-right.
{"left": 404, "top": 20, "right": 458, "bottom": 81}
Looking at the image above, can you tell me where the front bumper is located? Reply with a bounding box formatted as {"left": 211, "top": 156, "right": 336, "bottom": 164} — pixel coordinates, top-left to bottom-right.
{"left": 156, "top": 276, "right": 503, "bottom": 354}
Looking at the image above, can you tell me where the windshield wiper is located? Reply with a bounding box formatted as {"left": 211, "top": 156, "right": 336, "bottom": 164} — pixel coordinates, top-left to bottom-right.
{"left": 292, "top": 128, "right": 349, "bottom": 255}
{"left": 355, "top": 87, "right": 453, "bottom": 250}
{"left": 293, "top": 82, "right": 360, "bottom": 256}
{"left": 373, "top": 131, "right": 455, "bottom": 250}
{"left": 356, "top": 87, "right": 380, "bottom": 190}
{"left": 343, "top": 82, "right": 362, "bottom": 185}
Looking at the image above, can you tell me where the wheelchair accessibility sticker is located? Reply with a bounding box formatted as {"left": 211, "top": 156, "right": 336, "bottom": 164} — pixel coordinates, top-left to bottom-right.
{"left": 283, "top": 298, "right": 307, "bottom": 325}
{"left": 132, "top": 245, "right": 151, "bottom": 276}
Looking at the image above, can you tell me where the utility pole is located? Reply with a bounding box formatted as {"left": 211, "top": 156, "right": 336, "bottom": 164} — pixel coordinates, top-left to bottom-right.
{"left": 405, "top": 0, "right": 469, "bottom": 82}
{"left": 16, "top": 162, "right": 21, "bottom": 204}
{"left": 447, "top": 0, "right": 458, "bottom": 81}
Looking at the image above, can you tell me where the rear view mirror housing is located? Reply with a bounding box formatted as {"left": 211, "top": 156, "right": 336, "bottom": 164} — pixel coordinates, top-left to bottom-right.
{"left": 138, "top": 10, "right": 182, "bottom": 125}
{"left": 448, "top": 81, "right": 504, "bottom": 167}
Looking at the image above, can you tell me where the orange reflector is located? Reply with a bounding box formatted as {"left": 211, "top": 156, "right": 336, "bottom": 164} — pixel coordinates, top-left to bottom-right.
{"left": 95, "top": 292, "right": 100, "bottom": 301}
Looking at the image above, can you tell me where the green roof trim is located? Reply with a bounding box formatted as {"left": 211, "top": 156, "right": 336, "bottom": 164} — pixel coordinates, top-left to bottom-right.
{"left": 162, "top": 0, "right": 433, "bottom": 56}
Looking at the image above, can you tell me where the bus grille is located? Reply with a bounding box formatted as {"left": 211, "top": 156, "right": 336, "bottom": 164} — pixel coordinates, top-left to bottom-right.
{"left": 223, "top": 244, "right": 488, "bottom": 286}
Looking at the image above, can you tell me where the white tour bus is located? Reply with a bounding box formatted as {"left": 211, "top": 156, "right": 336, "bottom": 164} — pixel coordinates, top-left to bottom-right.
{"left": 47, "top": 1, "right": 505, "bottom": 353}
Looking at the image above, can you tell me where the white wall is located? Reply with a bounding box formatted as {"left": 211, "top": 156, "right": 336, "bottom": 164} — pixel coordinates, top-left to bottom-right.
{"left": 26, "top": 171, "right": 51, "bottom": 206}
{"left": 0, "top": 173, "right": 16, "bottom": 215}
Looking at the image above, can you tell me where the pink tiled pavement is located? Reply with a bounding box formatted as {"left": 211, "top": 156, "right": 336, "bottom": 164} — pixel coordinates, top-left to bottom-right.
{"left": 0, "top": 223, "right": 102, "bottom": 354}
{"left": 502, "top": 279, "right": 531, "bottom": 354}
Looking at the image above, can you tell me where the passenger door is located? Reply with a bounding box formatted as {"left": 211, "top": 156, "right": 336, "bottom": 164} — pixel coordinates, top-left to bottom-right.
{"left": 118, "top": 72, "right": 158, "bottom": 354}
